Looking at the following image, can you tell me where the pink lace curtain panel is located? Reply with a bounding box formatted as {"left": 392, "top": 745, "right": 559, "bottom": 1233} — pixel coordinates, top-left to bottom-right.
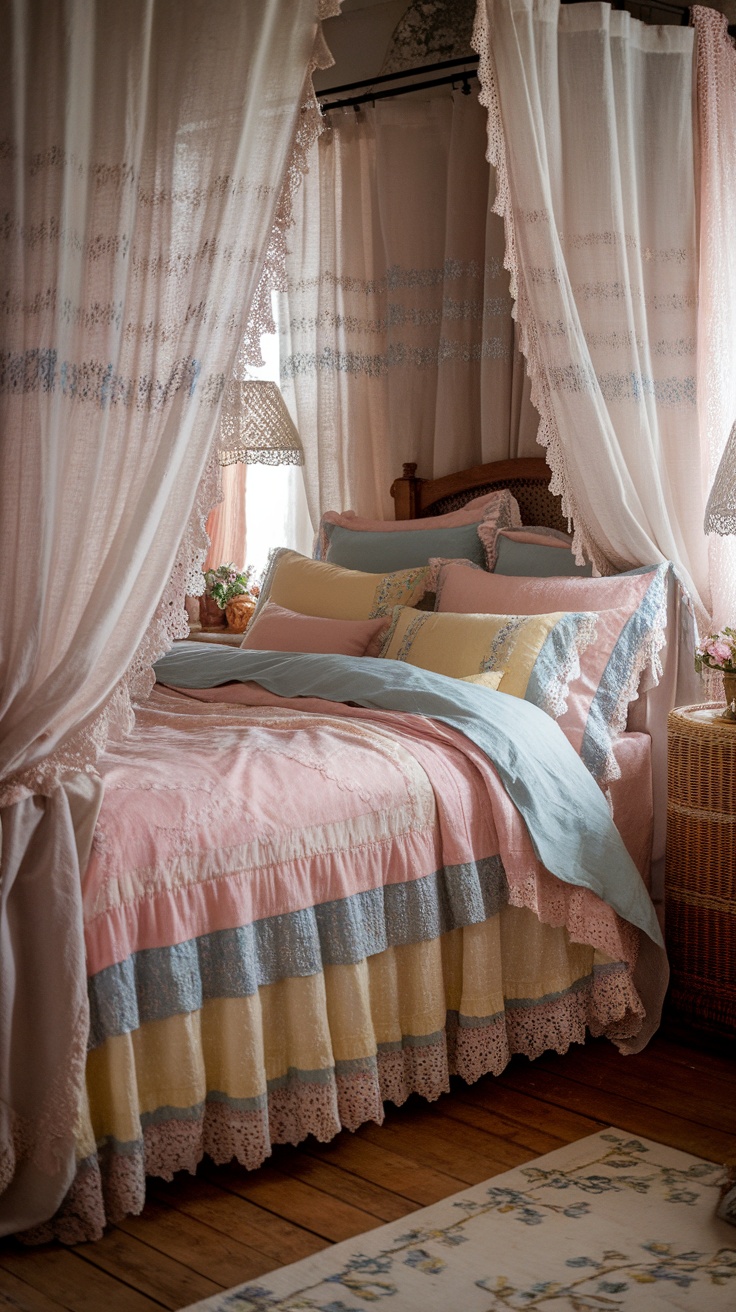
{"left": 204, "top": 463, "right": 248, "bottom": 573}
{"left": 472, "top": 0, "right": 736, "bottom": 630}
{"left": 0, "top": 0, "right": 340, "bottom": 1236}
{"left": 280, "top": 91, "right": 539, "bottom": 522}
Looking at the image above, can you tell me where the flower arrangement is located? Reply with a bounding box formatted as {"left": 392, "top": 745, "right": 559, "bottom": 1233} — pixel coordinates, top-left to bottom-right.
{"left": 695, "top": 627, "right": 736, "bottom": 675}
{"left": 203, "top": 562, "right": 258, "bottom": 610}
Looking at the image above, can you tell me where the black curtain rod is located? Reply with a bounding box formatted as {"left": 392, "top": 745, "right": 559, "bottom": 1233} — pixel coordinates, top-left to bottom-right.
{"left": 319, "top": 65, "right": 478, "bottom": 114}
{"left": 318, "top": 54, "right": 479, "bottom": 100}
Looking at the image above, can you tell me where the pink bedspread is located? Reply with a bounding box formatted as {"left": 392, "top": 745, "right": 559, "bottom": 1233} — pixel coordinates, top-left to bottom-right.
{"left": 85, "top": 684, "right": 643, "bottom": 982}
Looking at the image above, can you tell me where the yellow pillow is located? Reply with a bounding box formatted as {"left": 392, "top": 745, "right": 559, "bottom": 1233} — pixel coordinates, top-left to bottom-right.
{"left": 460, "top": 671, "right": 504, "bottom": 691}
{"left": 380, "top": 605, "right": 597, "bottom": 715}
{"left": 255, "top": 549, "right": 431, "bottom": 621}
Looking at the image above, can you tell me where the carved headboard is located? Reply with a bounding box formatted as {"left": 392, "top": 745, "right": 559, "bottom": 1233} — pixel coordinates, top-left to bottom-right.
{"left": 390, "top": 458, "right": 568, "bottom": 533}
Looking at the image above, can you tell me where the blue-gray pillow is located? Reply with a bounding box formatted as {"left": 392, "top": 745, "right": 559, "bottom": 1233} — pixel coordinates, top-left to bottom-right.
{"left": 324, "top": 521, "right": 487, "bottom": 572}
{"left": 493, "top": 536, "right": 593, "bottom": 577}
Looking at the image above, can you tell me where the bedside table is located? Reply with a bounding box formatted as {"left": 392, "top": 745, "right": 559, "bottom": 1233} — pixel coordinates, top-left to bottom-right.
{"left": 665, "top": 703, "right": 736, "bottom": 1040}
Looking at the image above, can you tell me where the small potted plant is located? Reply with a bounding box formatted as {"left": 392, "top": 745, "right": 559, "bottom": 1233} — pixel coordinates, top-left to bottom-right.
{"left": 695, "top": 626, "right": 736, "bottom": 719}
{"left": 199, "top": 563, "right": 257, "bottom": 631}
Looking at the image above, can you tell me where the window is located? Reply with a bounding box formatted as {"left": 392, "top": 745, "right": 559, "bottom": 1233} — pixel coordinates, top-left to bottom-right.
{"left": 210, "top": 294, "right": 313, "bottom": 579}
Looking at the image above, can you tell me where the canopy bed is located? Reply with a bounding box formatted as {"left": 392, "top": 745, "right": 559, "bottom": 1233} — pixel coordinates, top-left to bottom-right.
{"left": 2, "top": 0, "right": 732, "bottom": 1252}
{"left": 20, "top": 453, "right": 687, "bottom": 1245}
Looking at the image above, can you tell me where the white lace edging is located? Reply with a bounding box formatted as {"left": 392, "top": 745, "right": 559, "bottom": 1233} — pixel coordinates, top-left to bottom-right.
{"left": 470, "top": 3, "right": 613, "bottom": 578}
{"left": 0, "top": 686, "right": 135, "bottom": 807}
{"left": 538, "top": 612, "right": 598, "bottom": 720}
{"left": 607, "top": 566, "right": 670, "bottom": 752}
{"left": 586, "top": 567, "right": 669, "bottom": 790}
{"left": 235, "top": 10, "right": 338, "bottom": 373}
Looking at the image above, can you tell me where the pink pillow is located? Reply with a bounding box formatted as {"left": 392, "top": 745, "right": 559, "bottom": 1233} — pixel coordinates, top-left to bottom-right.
{"left": 240, "top": 601, "right": 390, "bottom": 657}
{"left": 433, "top": 559, "right": 669, "bottom": 786}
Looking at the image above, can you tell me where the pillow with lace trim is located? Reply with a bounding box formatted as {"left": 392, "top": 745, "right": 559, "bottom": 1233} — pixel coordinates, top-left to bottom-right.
{"left": 379, "top": 605, "right": 598, "bottom": 720}
{"left": 485, "top": 527, "right": 594, "bottom": 577}
{"left": 251, "top": 548, "right": 431, "bottom": 624}
{"left": 315, "top": 488, "right": 522, "bottom": 570}
{"left": 432, "top": 558, "right": 670, "bottom": 785}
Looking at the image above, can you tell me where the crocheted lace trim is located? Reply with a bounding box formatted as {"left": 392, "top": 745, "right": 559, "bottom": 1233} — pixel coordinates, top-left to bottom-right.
{"left": 537, "top": 612, "right": 598, "bottom": 720}
{"left": 24, "top": 967, "right": 641, "bottom": 1244}
{"left": 610, "top": 587, "right": 668, "bottom": 745}
{"left": 507, "top": 865, "right": 640, "bottom": 979}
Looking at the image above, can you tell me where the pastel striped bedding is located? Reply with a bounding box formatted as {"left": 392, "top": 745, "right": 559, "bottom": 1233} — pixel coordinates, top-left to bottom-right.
{"left": 39, "top": 659, "right": 664, "bottom": 1243}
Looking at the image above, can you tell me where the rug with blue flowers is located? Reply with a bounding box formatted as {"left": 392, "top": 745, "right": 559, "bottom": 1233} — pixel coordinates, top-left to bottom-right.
{"left": 181, "top": 1129, "right": 736, "bottom": 1311}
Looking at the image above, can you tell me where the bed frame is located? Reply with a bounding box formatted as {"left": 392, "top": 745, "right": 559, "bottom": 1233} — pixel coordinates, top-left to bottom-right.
{"left": 391, "top": 457, "right": 568, "bottom": 533}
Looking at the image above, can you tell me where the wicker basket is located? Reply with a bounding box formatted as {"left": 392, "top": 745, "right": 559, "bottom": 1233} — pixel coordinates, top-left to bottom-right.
{"left": 666, "top": 703, "right": 736, "bottom": 1038}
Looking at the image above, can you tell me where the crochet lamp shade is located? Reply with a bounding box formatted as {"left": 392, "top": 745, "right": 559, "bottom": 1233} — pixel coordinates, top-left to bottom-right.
{"left": 219, "top": 381, "right": 303, "bottom": 467}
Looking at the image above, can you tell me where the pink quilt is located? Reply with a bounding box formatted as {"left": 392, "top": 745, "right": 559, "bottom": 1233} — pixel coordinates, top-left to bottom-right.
{"left": 85, "top": 684, "right": 644, "bottom": 984}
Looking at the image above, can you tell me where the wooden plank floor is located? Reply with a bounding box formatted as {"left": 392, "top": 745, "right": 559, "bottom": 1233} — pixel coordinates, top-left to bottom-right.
{"left": 2, "top": 1032, "right": 735, "bottom": 1312}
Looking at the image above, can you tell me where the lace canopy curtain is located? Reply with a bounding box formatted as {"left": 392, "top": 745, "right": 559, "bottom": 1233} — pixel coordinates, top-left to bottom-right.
{"left": 472, "top": 0, "right": 736, "bottom": 628}
{"left": 280, "top": 89, "right": 539, "bottom": 523}
{"left": 693, "top": 6, "right": 736, "bottom": 629}
{"left": 0, "top": 0, "right": 337, "bottom": 1235}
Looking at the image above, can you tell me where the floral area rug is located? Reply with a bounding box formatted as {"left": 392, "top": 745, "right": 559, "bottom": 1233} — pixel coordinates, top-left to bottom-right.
{"left": 182, "top": 1129, "right": 736, "bottom": 1311}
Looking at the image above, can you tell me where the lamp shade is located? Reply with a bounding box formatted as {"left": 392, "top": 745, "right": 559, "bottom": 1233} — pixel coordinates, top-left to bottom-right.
{"left": 219, "top": 380, "right": 303, "bottom": 466}
{"left": 704, "top": 419, "right": 736, "bottom": 535}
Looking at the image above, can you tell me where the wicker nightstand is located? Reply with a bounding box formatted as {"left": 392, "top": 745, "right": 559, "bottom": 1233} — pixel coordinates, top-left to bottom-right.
{"left": 665, "top": 703, "right": 736, "bottom": 1039}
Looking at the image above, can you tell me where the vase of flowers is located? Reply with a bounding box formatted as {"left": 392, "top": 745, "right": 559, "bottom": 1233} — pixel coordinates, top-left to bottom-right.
{"left": 695, "top": 627, "right": 736, "bottom": 720}
{"left": 199, "top": 563, "right": 257, "bottom": 630}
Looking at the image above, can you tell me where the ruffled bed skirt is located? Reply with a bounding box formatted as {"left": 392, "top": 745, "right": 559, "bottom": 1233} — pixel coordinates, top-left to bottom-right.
{"left": 26, "top": 908, "right": 644, "bottom": 1245}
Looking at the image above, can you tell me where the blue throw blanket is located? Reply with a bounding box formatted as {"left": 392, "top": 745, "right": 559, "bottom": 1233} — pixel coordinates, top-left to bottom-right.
{"left": 154, "top": 644, "right": 663, "bottom": 949}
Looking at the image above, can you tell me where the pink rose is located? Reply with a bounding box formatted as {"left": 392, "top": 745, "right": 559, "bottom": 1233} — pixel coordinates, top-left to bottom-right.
{"left": 706, "top": 640, "right": 733, "bottom": 666}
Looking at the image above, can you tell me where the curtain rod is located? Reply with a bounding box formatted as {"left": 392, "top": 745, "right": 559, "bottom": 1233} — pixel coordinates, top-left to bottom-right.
{"left": 319, "top": 74, "right": 479, "bottom": 114}
{"left": 317, "top": 2, "right": 734, "bottom": 111}
{"left": 318, "top": 54, "right": 479, "bottom": 99}
{"left": 319, "top": 61, "right": 478, "bottom": 113}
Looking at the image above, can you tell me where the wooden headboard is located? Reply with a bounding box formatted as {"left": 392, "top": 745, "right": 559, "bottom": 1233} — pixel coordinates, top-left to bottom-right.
{"left": 390, "top": 458, "right": 568, "bottom": 534}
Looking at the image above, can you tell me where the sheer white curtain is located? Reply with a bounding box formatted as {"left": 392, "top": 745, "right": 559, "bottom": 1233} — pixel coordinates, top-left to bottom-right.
{"left": 279, "top": 89, "right": 539, "bottom": 523}
{"left": 693, "top": 6, "right": 736, "bottom": 630}
{"left": 0, "top": 0, "right": 337, "bottom": 1234}
{"left": 472, "top": 0, "right": 714, "bottom": 624}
